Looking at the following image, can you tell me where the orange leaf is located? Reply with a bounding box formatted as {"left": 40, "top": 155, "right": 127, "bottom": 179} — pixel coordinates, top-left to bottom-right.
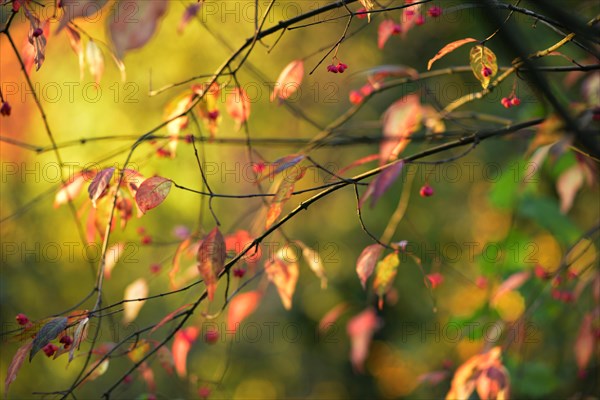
{"left": 197, "top": 227, "right": 226, "bottom": 301}
{"left": 427, "top": 38, "right": 477, "bottom": 70}
{"left": 227, "top": 291, "right": 262, "bottom": 333}
{"left": 266, "top": 167, "right": 306, "bottom": 228}
{"left": 346, "top": 308, "right": 380, "bottom": 373}
{"left": 271, "top": 60, "right": 304, "bottom": 102}
{"left": 574, "top": 312, "right": 594, "bottom": 371}
{"left": 356, "top": 244, "right": 384, "bottom": 289}
{"left": 123, "top": 278, "right": 148, "bottom": 324}
{"left": 173, "top": 327, "right": 198, "bottom": 377}
{"left": 151, "top": 303, "right": 193, "bottom": 334}
{"left": 265, "top": 247, "right": 299, "bottom": 310}
{"left": 54, "top": 170, "right": 95, "bottom": 208}
{"left": 5, "top": 341, "right": 33, "bottom": 394}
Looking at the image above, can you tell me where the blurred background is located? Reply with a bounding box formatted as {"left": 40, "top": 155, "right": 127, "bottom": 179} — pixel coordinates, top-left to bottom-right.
{"left": 1, "top": 0, "right": 599, "bottom": 398}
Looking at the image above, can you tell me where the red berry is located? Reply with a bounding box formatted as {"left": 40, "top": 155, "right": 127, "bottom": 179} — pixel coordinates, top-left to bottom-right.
{"left": 427, "top": 6, "right": 442, "bottom": 18}
{"left": 510, "top": 97, "right": 521, "bottom": 106}
{"left": 391, "top": 24, "right": 402, "bottom": 34}
{"left": 501, "top": 97, "right": 511, "bottom": 108}
{"left": 150, "top": 264, "right": 161, "bottom": 274}
{"left": 552, "top": 276, "right": 562, "bottom": 287}
{"left": 136, "top": 227, "right": 146, "bottom": 235}
{"left": 419, "top": 184, "right": 434, "bottom": 197}
{"left": 415, "top": 15, "right": 425, "bottom": 25}
{"left": 16, "top": 313, "right": 29, "bottom": 325}
{"left": 204, "top": 330, "right": 219, "bottom": 344}
{"left": 405, "top": 9, "right": 415, "bottom": 18}
{"left": 481, "top": 66, "right": 492, "bottom": 77}
{"left": 233, "top": 268, "right": 246, "bottom": 278}
{"left": 349, "top": 90, "right": 363, "bottom": 105}
{"left": 0, "top": 101, "right": 11, "bottom": 117}
{"left": 198, "top": 386, "right": 211, "bottom": 399}
{"left": 32, "top": 28, "right": 43, "bottom": 37}
{"left": 356, "top": 7, "right": 368, "bottom": 19}
{"left": 42, "top": 343, "right": 59, "bottom": 357}
{"left": 475, "top": 276, "right": 488, "bottom": 289}
{"left": 567, "top": 270, "right": 578, "bottom": 280}
{"left": 156, "top": 148, "right": 171, "bottom": 158}
{"left": 185, "top": 134, "right": 194, "bottom": 144}
{"left": 124, "top": 374, "right": 133, "bottom": 384}
{"left": 426, "top": 273, "right": 444, "bottom": 289}
{"left": 327, "top": 64, "right": 338, "bottom": 74}
{"left": 534, "top": 264, "right": 550, "bottom": 280}
{"left": 253, "top": 162, "right": 266, "bottom": 174}
{"left": 141, "top": 235, "right": 152, "bottom": 245}
{"left": 359, "top": 84, "right": 374, "bottom": 97}
{"left": 59, "top": 335, "right": 73, "bottom": 347}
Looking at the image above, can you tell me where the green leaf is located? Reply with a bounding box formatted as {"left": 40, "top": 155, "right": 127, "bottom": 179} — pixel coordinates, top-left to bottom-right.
{"left": 508, "top": 361, "right": 558, "bottom": 396}
{"left": 469, "top": 45, "right": 498, "bottom": 89}
{"left": 30, "top": 317, "right": 68, "bottom": 361}
{"left": 488, "top": 160, "right": 539, "bottom": 209}
{"left": 373, "top": 252, "right": 400, "bottom": 309}
{"left": 519, "top": 194, "right": 581, "bottom": 244}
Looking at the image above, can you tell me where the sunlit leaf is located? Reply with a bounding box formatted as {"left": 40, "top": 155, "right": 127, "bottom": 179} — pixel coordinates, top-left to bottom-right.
{"left": 226, "top": 87, "right": 251, "bottom": 129}
{"left": 557, "top": 164, "right": 585, "bottom": 214}
{"left": 271, "top": 60, "right": 304, "bottom": 102}
{"left": 265, "top": 247, "right": 299, "bottom": 310}
{"left": 151, "top": 303, "right": 193, "bottom": 334}
{"left": 446, "top": 347, "right": 507, "bottom": 400}
{"left": 356, "top": 244, "right": 384, "bottom": 289}
{"left": 123, "top": 278, "right": 148, "bottom": 324}
{"left": 135, "top": 176, "right": 172, "bottom": 214}
{"left": 109, "top": 0, "right": 168, "bottom": 59}
{"left": 469, "top": 45, "right": 498, "bottom": 89}
{"left": 373, "top": 253, "right": 400, "bottom": 309}
{"left": 346, "top": 308, "right": 380, "bottom": 373}
{"left": 427, "top": 38, "right": 477, "bottom": 70}
{"left": 69, "top": 317, "right": 89, "bottom": 362}
{"left": 104, "top": 242, "right": 125, "bottom": 279}
{"left": 56, "top": 0, "right": 108, "bottom": 32}
{"left": 173, "top": 327, "right": 198, "bottom": 377}
{"left": 227, "top": 291, "right": 262, "bottom": 333}
{"left": 85, "top": 40, "right": 104, "bottom": 85}
{"left": 82, "top": 359, "right": 109, "bottom": 383}
{"left": 22, "top": 10, "right": 49, "bottom": 72}
{"left": 358, "top": 0, "right": 374, "bottom": 21}
{"left": 54, "top": 171, "right": 94, "bottom": 208}
{"left": 5, "top": 341, "right": 33, "bottom": 394}
{"left": 29, "top": 317, "right": 68, "bottom": 361}
{"left": 164, "top": 90, "right": 195, "bottom": 156}
{"left": 266, "top": 167, "right": 306, "bottom": 228}
{"left": 128, "top": 340, "right": 151, "bottom": 363}
{"left": 197, "top": 227, "right": 226, "bottom": 301}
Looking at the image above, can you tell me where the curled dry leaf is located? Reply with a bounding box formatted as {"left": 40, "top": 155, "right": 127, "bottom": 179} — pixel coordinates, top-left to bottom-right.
{"left": 227, "top": 291, "right": 262, "bottom": 333}
{"left": 271, "top": 60, "right": 304, "bottom": 102}
{"left": 123, "top": 278, "right": 149, "bottom": 324}
{"left": 109, "top": 0, "right": 169, "bottom": 59}
{"left": 346, "top": 308, "right": 380, "bottom": 373}
{"left": 88, "top": 167, "right": 115, "bottom": 207}
{"left": 427, "top": 38, "right": 477, "bottom": 70}
{"left": 22, "top": 9, "right": 49, "bottom": 73}
{"left": 197, "top": 227, "right": 226, "bottom": 301}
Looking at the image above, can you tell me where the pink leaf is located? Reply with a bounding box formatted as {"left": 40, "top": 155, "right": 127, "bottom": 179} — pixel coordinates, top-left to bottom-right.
{"left": 356, "top": 244, "right": 384, "bottom": 289}
{"left": 490, "top": 271, "right": 531, "bottom": 306}
{"left": 56, "top": 0, "right": 108, "bottom": 32}
{"left": 227, "top": 291, "right": 262, "bottom": 333}
{"left": 109, "top": 0, "right": 169, "bottom": 59}
{"left": 427, "top": 38, "right": 477, "bottom": 70}
{"left": 271, "top": 60, "right": 304, "bottom": 102}
{"left": 347, "top": 308, "right": 380, "bottom": 373}
{"left": 123, "top": 278, "right": 148, "bottom": 324}
{"left": 574, "top": 313, "right": 594, "bottom": 371}
{"left": 226, "top": 87, "right": 251, "bottom": 129}
{"left": 378, "top": 20, "right": 401, "bottom": 49}
{"left": 173, "top": 327, "right": 198, "bottom": 377}
{"left": 265, "top": 247, "right": 299, "bottom": 310}
{"left": 197, "top": 227, "right": 226, "bottom": 301}
{"left": 5, "top": 341, "right": 33, "bottom": 394}
{"left": 135, "top": 176, "right": 172, "bottom": 214}
{"left": 178, "top": 3, "right": 202, "bottom": 34}
{"left": 88, "top": 167, "right": 115, "bottom": 207}
{"left": 360, "top": 161, "right": 404, "bottom": 208}
{"left": 381, "top": 94, "right": 422, "bottom": 163}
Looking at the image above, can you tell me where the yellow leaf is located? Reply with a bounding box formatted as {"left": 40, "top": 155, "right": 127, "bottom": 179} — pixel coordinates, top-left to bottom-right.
{"left": 469, "top": 45, "right": 498, "bottom": 89}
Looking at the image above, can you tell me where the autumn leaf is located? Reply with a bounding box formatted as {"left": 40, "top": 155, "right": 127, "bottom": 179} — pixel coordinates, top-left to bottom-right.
{"left": 490, "top": 271, "right": 530, "bottom": 306}
{"left": 197, "top": 227, "right": 226, "bottom": 301}
{"left": 470, "top": 45, "right": 498, "bottom": 89}
{"left": 226, "top": 87, "right": 251, "bottom": 129}
{"left": 557, "top": 164, "right": 585, "bottom": 214}
{"left": 173, "top": 327, "right": 198, "bottom": 377}
{"left": 356, "top": 244, "right": 384, "bottom": 289}
{"left": 88, "top": 167, "right": 114, "bottom": 207}
{"left": 22, "top": 9, "right": 48, "bottom": 72}
{"left": 157, "top": 346, "right": 175, "bottom": 375}
{"left": 299, "top": 242, "right": 328, "bottom": 289}
{"left": 5, "top": 341, "right": 33, "bottom": 394}
{"left": 227, "top": 291, "right": 262, "bottom": 333}
{"left": 164, "top": 90, "right": 195, "bottom": 156}
{"left": 427, "top": 38, "right": 477, "bottom": 70}
{"left": 373, "top": 252, "right": 400, "bottom": 309}
{"left": 104, "top": 242, "right": 125, "bottom": 279}
{"left": 82, "top": 359, "right": 109, "bottom": 383}
{"left": 265, "top": 247, "right": 299, "bottom": 310}
{"left": 54, "top": 170, "right": 95, "bottom": 208}
{"left": 109, "top": 0, "right": 169, "bottom": 59}
{"left": 574, "top": 312, "right": 594, "bottom": 372}
{"left": 378, "top": 20, "right": 401, "bottom": 49}
{"left": 360, "top": 161, "right": 404, "bottom": 208}
{"left": 135, "top": 176, "right": 172, "bottom": 214}
{"left": 128, "top": 340, "right": 151, "bottom": 363}
{"left": 318, "top": 302, "right": 349, "bottom": 334}
{"left": 63, "top": 26, "right": 85, "bottom": 80}
{"left": 358, "top": 0, "right": 374, "bottom": 21}
{"left": 381, "top": 94, "right": 422, "bottom": 163}
{"left": 56, "top": 0, "right": 108, "bottom": 32}
{"left": 30, "top": 317, "right": 68, "bottom": 361}
{"left": 86, "top": 40, "right": 104, "bottom": 85}
{"left": 151, "top": 303, "right": 193, "bottom": 334}
{"left": 346, "top": 308, "right": 380, "bottom": 373}
{"left": 123, "top": 278, "right": 149, "bottom": 324}
{"left": 266, "top": 167, "right": 306, "bottom": 228}
{"left": 271, "top": 60, "right": 304, "bottom": 102}
{"left": 69, "top": 317, "right": 89, "bottom": 362}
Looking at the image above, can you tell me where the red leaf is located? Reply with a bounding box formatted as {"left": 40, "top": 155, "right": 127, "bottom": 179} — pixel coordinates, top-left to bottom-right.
{"left": 109, "top": 0, "right": 169, "bottom": 59}
{"left": 381, "top": 94, "right": 422, "bottom": 163}
{"left": 178, "top": 3, "right": 202, "bottom": 34}
{"left": 265, "top": 247, "right": 299, "bottom": 310}
{"left": 338, "top": 153, "right": 379, "bottom": 176}
{"left": 88, "top": 167, "right": 114, "bottom": 207}
{"left": 227, "top": 291, "right": 262, "bottom": 333}
{"left": 56, "top": 0, "right": 108, "bottom": 32}
{"left": 135, "top": 176, "right": 172, "bottom": 214}
{"left": 271, "top": 60, "right": 304, "bottom": 102}
{"left": 173, "top": 327, "right": 198, "bottom": 377}
{"left": 123, "top": 278, "right": 148, "bottom": 324}
{"left": 356, "top": 244, "right": 384, "bottom": 289}
{"left": 225, "top": 230, "right": 261, "bottom": 267}
{"left": 360, "top": 161, "right": 404, "bottom": 208}
{"left": 226, "top": 87, "right": 251, "bottom": 129}
{"left": 347, "top": 308, "right": 380, "bottom": 373}
{"left": 139, "top": 363, "right": 156, "bottom": 393}
{"left": 197, "top": 227, "right": 226, "bottom": 301}
{"left": 574, "top": 312, "right": 594, "bottom": 371}
{"left": 427, "top": 38, "right": 477, "bottom": 70}
{"left": 22, "top": 10, "right": 49, "bottom": 72}
{"left": 5, "top": 341, "right": 33, "bottom": 394}
{"left": 378, "top": 20, "right": 400, "bottom": 49}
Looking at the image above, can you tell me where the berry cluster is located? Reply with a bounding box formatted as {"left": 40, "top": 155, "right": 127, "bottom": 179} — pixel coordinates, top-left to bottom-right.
{"left": 481, "top": 66, "right": 493, "bottom": 77}
{"left": 327, "top": 62, "right": 348, "bottom": 74}
{"left": 501, "top": 96, "right": 520, "bottom": 108}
